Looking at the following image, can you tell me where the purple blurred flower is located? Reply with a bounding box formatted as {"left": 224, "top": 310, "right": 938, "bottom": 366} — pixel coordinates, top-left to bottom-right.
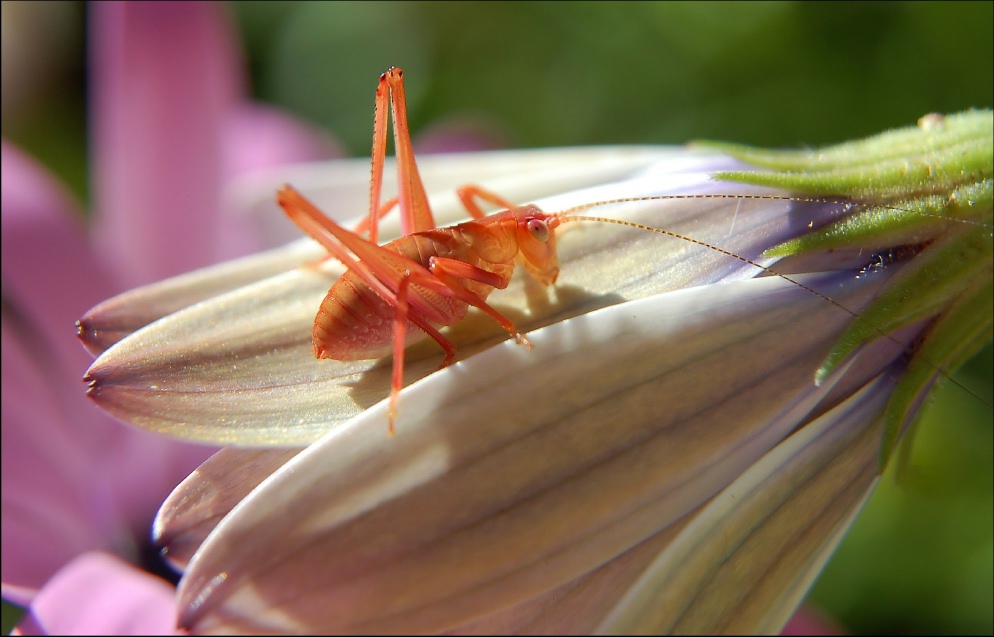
{"left": 1, "top": 1, "right": 338, "bottom": 633}
{"left": 781, "top": 605, "right": 845, "bottom": 636}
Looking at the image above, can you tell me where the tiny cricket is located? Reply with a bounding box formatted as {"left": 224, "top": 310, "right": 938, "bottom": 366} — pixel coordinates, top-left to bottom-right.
{"left": 278, "top": 67, "right": 989, "bottom": 433}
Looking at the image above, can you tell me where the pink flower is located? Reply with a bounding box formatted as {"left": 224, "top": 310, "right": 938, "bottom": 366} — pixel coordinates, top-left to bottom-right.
{"left": 1, "top": 2, "right": 338, "bottom": 633}
{"left": 78, "top": 102, "right": 991, "bottom": 631}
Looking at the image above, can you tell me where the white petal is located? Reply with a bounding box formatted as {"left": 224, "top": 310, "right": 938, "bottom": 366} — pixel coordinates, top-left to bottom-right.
{"left": 441, "top": 516, "right": 690, "bottom": 634}
{"left": 81, "top": 146, "right": 702, "bottom": 354}
{"left": 596, "top": 377, "right": 893, "bottom": 635}
{"left": 153, "top": 448, "right": 303, "bottom": 571}
{"left": 78, "top": 238, "right": 321, "bottom": 356}
{"left": 445, "top": 321, "right": 920, "bottom": 635}
{"left": 224, "top": 146, "right": 738, "bottom": 249}
{"left": 174, "top": 271, "right": 900, "bottom": 634}
{"left": 85, "top": 151, "right": 838, "bottom": 446}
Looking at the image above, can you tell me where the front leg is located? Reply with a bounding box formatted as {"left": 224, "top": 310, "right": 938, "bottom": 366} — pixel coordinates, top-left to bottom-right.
{"left": 428, "top": 256, "right": 531, "bottom": 348}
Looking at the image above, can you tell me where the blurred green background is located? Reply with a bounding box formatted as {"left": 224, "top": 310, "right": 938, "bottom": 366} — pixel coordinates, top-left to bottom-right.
{"left": 3, "top": 2, "right": 991, "bottom": 634}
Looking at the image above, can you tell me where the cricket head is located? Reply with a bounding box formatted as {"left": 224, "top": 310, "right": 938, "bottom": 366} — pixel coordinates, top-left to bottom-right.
{"left": 513, "top": 205, "right": 561, "bottom": 286}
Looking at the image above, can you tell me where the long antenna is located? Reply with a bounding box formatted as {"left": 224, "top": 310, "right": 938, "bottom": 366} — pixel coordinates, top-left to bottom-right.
{"left": 551, "top": 195, "right": 991, "bottom": 409}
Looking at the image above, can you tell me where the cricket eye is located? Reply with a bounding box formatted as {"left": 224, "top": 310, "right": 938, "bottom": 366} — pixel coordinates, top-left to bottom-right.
{"left": 526, "top": 218, "right": 550, "bottom": 242}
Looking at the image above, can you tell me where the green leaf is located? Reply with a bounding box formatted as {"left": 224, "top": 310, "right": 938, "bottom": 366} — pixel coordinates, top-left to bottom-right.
{"left": 707, "top": 110, "right": 993, "bottom": 199}
{"left": 815, "top": 227, "right": 992, "bottom": 386}
{"left": 884, "top": 278, "right": 994, "bottom": 467}
{"left": 709, "top": 109, "right": 993, "bottom": 468}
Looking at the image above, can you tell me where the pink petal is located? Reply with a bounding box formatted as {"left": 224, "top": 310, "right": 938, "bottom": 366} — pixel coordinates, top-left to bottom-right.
{"left": 781, "top": 604, "right": 846, "bottom": 635}
{"left": 1, "top": 322, "right": 112, "bottom": 600}
{"left": 0, "top": 140, "right": 117, "bottom": 371}
{"left": 1, "top": 141, "right": 214, "bottom": 596}
{"left": 14, "top": 552, "right": 178, "bottom": 635}
{"left": 412, "top": 117, "right": 509, "bottom": 154}
{"left": 217, "top": 102, "right": 343, "bottom": 258}
{"left": 222, "top": 102, "right": 343, "bottom": 181}
{"left": 103, "top": 432, "right": 216, "bottom": 552}
{"left": 2, "top": 282, "right": 208, "bottom": 598}
{"left": 90, "top": 1, "right": 242, "bottom": 286}
{"left": 1, "top": 142, "right": 124, "bottom": 594}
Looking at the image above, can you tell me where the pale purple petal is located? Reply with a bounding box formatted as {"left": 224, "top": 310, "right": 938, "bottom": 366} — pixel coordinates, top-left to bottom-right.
{"left": 595, "top": 373, "right": 896, "bottom": 633}
{"left": 76, "top": 238, "right": 321, "bottom": 356}
{"left": 15, "top": 552, "right": 178, "bottom": 636}
{"left": 85, "top": 159, "right": 842, "bottom": 446}
{"left": 153, "top": 448, "right": 304, "bottom": 571}
{"left": 90, "top": 1, "right": 241, "bottom": 286}
{"left": 79, "top": 148, "right": 696, "bottom": 354}
{"left": 443, "top": 518, "right": 689, "bottom": 634}
{"left": 174, "top": 272, "right": 898, "bottom": 633}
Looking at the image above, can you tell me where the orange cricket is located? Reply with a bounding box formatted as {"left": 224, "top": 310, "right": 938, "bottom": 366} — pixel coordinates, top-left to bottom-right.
{"left": 278, "top": 68, "right": 572, "bottom": 433}
{"left": 278, "top": 68, "right": 765, "bottom": 433}
{"left": 277, "top": 67, "right": 980, "bottom": 434}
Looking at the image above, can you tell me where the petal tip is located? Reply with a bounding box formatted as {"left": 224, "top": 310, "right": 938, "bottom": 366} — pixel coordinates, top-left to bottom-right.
{"left": 75, "top": 316, "right": 92, "bottom": 343}
{"left": 82, "top": 368, "right": 102, "bottom": 398}
{"left": 75, "top": 315, "right": 108, "bottom": 357}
